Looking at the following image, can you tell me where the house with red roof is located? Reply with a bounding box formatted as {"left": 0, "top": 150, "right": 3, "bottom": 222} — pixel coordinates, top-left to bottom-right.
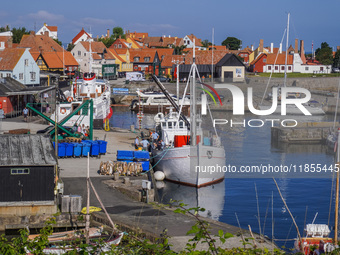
{"left": 72, "top": 28, "right": 92, "bottom": 45}
{"left": 36, "top": 23, "right": 58, "bottom": 40}
{"left": 129, "top": 48, "right": 161, "bottom": 75}
{"left": 71, "top": 41, "right": 115, "bottom": 77}
{"left": 0, "top": 31, "right": 13, "bottom": 51}
{"left": 110, "top": 38, "right": 131, "bottom": 49}
{"left": 183, "top": 34, "right": 204, "bottom": 50}
{"left": 19, "top": 32, "right": 79, "bottom": 76}
{"left": 250, "top": 39, "right": 332, "bottom": 74}
{"left": 0, "top": 48, "right": 40, "bottom": 86}
{"left": 107, "top": 48, "right": 133, "bottom": 73}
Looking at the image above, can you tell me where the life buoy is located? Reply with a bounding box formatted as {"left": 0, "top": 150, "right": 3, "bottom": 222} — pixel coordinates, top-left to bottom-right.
{"left": 60, "top": 108, "right": 66, "bottom": 114}
{"left": 67, "top": 97, "right": 73, "bottom": 102}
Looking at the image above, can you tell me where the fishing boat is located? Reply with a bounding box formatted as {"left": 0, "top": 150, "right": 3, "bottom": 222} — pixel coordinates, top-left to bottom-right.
{"left": 294, "top": 128, "right": 340, "bottom": 254}
{"left": 50, "top": 72, "right": 112, "bottom": 129}
{"left": 130, "top": 88, "right": 191, "bottom": 115}
{"left": 151, "top": 45, "right": 226, "bottom": 188}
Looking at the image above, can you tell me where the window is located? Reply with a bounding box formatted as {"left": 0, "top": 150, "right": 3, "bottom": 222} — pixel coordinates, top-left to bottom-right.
{"left": 6, "top": 73, "right": 11, "bottom": 77}
{"left": 267, "top": 66, "right": 271, "bottom": 71}
{"left": 263, "top": 58, "right": 266, "bottom": 63}
{"left": 320, "top": 67, "right": 324, "bottom": 71}
{"left": 30, "top": 72, "right": 36, "bottom": 81}
{"left": 24, "top": 59, "right": 29, "bottom": 66}
{"left": 84, "top": 53, "right": 86, "bottom": 56}
{"left": 144, "top": 57, "right": 150, "bottom": 62}
{"left": 0, "top": 42, "right": 4, "bottom": 48}
{"left": 179, "top": 121, "right": 184, "bottom": 128}
{"left": 305, "top": 67, "right": 309, "bottom": 71}
{"left": 11, "top": 168, "right": 30, "bottom": 175}
{"left": 37, "top": 59, "right": 42, "bottom": 65}
{"left": 288, "top": 66, "right": 292, "bottom": 71}
{"left": 78, "top": 51, "right": 81, "bottom": 56}
{"left": 275, "top": 66, "right": 278, "bottom": 70}
{"left": 281, "top": 66, "right": 285, "bottom": 71}
{"left": 134, "top": 57, "right": 140, "bottom": 62}
{"left": 118, "top": 44, "right": 122, "bottom": 48}
{"left": 0, "top": 73, "right": 2, "bottom": 78}
{"left": 19, "top": 73, "right": 23, "bottom": 80}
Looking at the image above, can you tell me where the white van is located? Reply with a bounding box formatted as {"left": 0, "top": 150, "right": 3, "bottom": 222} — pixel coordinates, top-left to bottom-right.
{"left": 126, "top": 72, "right": 145, "bottom": 82}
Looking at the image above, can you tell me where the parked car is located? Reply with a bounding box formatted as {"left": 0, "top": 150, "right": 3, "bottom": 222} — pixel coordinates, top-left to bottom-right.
{"left": 332, "top": 67, "right": 340, "bottom": 73}
{"left": 157, "top": 76, "right": 171, "bottom": 82}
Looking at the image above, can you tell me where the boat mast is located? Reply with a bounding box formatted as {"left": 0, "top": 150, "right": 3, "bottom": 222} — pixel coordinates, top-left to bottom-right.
{"left": 284, "top": 13, "right": 290, "bottom": 87}
{"left": 190, "top": 41, "right": 197, "bottom": 146}
{"left": 335, "top": 128, "right": 340, "bottom": 242}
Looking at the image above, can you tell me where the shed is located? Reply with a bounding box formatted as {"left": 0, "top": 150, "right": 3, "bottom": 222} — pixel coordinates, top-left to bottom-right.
{"left": 0, "top": 134, "right": 56, "bottom": 202}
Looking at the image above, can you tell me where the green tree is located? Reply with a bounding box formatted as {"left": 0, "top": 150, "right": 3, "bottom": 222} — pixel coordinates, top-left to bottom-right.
{"left": 98, "top": 37, "right": 115, "bottom": 48}
{"left": 172, "top": 45, "right": 187, "bottom": 55}
{"left": 66, "top": 43, "right": 75, "bottom": 51}
{"left": 112, "top": 27, "right": 125, "bottom": 41}
{"left": 0, "top": 25, "right": 10, "bottom": 32}
{"left": 333, "top": 49, "right": 340, "bottom": 68}
{"left": 315, "top": 42, "right": 333, "bottom": 65}
{"left": 53, "top": 38, "right": 62, "bottom": 46}
{"left": 201, "top": 39, "right": 212, "bottom": 48}
{"left": 11, "top": 27, "right": 29, "bottom": 43}
{"left": 221, "top": 37, "right": 242, "bottom": 50}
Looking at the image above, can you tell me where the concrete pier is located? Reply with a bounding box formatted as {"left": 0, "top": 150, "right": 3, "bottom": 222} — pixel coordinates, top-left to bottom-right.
{"left": 271, "top": 122, "right": 338, "bottom": 143}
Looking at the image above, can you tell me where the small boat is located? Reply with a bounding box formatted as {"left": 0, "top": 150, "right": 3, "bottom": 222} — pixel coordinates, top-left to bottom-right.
{"left": 51, "top": 72, "right": 112, "bottom": 129}
{"left": 151, "top": 45, "right": 226, "bottom": 188}
{"left": 130, "top": 88, "right": 191, "bottom": 114}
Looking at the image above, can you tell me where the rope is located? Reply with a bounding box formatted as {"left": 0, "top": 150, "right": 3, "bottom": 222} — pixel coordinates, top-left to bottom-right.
{"left": 141, "top": 146, "right": 171, "bottom": 174}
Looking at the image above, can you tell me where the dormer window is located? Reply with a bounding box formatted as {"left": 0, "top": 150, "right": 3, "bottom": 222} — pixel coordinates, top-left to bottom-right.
{"left": 134, "top": 57, "right": 140, "bottom": 62}
{"left": 144, "top": 57, "right": 150, "bottom": 62}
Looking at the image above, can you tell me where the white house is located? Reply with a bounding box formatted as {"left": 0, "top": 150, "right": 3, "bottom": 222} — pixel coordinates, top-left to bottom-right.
{"left": 0, "top": 48, "right": 40, "bottom": 86}
{"left": 183, "top": 34, "right": 205, "bottom": 50}
{"left": 71, "top": 28, "right": 92, "bottom": 45}
{"left": 71, "top": 41, "right": 115, "bottom": 77}
{"left": 36, "top": 23, "right": 58, "bottom": 39}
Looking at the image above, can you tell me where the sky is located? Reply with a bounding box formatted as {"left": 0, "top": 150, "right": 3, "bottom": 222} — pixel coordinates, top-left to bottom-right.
{"left": 1, "top": 0, "right": 340, "bottom": 52}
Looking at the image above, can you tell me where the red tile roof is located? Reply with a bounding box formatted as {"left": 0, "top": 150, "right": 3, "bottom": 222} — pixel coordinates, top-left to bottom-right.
{"left": 184, "top": 50, "right": 230, "bottom": 65}
{"left": 108, "top": 49, "right": 126, "bottom": 63}
{"left": 46, "top": 26, "right": 58, "bottom": 32}
{"left": 129, "top": 48, "right": 157, "bottom": 62}
{"left": 19, "top": 34, "right": 64, "bottom": 52}
{"left": 161, "top": 55, "right": 184, "bottom": 67}
{"left": 72, "top": 28, "right": 91, "bottom": 45}
{"left": 80, "top": 41, "right": 107, "bottom": 53}
{"left": 0, "top": 48, "right": 26, "bottom": 70}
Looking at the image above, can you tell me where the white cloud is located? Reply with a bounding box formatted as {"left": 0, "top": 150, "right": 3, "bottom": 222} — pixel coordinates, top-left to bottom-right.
{"left": 26, "top": 10, "right": 64, "bottom": 23}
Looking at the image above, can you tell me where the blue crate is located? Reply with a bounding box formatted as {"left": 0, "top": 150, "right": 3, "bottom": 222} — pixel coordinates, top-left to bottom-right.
{"left": 65, "top": 143, "right": 74, "bottom": 157}
{"left": 140, "top": 161, "right": 150, "bottom": 171}
{"left": 97, "top": 140, "right": 108, "bottom": 154}
{"left": 73, "top": 143, "right": 83, "bottom": 157}
{"left": 57, "top": 143, "right": 66, "bottom": 158}
{"left": 89, "top": 141, "right": 100, "bottom": 156}
{"left": 117, "top": 159, "right": 133, "bottom": 163}
{"left": 117, "top": 150, "right": 134, "bottom": 160}
{"left": 82, "top": 142, "right": 91, "bottom": 157}
{"left": 134, "top": 151, "right": 150, "bottom": 160}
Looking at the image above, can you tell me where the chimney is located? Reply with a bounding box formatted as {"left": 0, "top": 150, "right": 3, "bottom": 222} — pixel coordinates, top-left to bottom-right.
{"left": 107, "top": 29, "right": 110, "bottom": 38}
{"left": 30, "top": 30, "right": 35, "bottom": 36}
{"left": 271, "top": 43, "right": 273, "bottom": 53}
{"left": 300, "top": 40, "right": 305, "bottom": 56}
{"left": 295, "top": 39, "right": 298, "bottom": 53}
{"left": 44, "top": 31, "right": 49, "bottom": 37}
{"left": 8, "top": 37, "right": 12, "bottom": 48}
{"left": 251, "top": 44, "right": 254, "bottom": 51}
{"left": 279, "top": 43, "right": 282, "bottom": 54}
{"left": 259, "top": 39, "right": 263, "bottom": 52}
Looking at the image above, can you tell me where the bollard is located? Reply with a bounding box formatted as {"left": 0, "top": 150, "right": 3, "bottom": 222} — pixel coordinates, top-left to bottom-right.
{"left": 113, "top": 172, "right": 120, "bottom": 181}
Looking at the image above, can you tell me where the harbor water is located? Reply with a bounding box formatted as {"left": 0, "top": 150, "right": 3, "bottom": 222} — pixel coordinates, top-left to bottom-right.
{"left": 110, "top": 106, "right": 336, "bottom": 249}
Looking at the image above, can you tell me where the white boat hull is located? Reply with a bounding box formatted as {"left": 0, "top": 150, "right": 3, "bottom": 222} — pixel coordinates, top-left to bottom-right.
{"left": 153, "top": 145, "right": 226, "bottom": 187}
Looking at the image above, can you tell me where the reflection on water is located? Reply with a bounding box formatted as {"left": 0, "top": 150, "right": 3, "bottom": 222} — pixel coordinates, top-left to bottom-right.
{"left": 111, "top": 107, "right": 337, "bottom": 248}
{"left": 157, "top": 180, "right": 226, "bottom": 221}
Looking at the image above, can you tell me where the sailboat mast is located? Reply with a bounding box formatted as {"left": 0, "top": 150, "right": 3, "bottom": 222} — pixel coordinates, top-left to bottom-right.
{"left": 190, "top": 41, "right": 197, "bottom": 146}
{"left": 335, "top": 129, "right": 340, "bottom": 242}
{"left": 284, "top": 13, "right": 290, "bottom": 87}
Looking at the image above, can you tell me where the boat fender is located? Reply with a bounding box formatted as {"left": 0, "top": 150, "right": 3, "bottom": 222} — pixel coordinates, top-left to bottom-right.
{"left": 67, "top": 97, "right": 73, "bottom": 102}
{"left": 130, "top": 99, "right": 138, "bottom": 110}
{"left": 60, "top": 108, "right": 66, "bottom": 114}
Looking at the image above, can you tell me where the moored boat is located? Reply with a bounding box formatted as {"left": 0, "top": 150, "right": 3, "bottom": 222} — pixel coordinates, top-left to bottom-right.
{"left": 151, "top": 44, "right": 226, "bottom": 188}
{"left": 51, "top": 72, "right": 112, "bottom": 129}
